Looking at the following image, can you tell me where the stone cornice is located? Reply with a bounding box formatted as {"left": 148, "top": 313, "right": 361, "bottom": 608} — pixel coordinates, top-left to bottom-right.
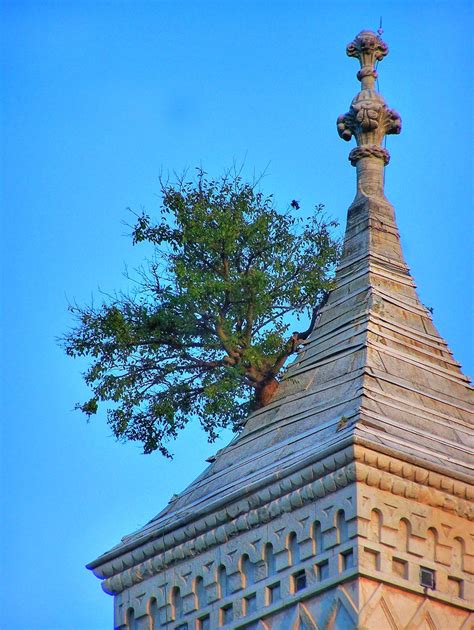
{"left": 353, "top": 450, "right": 473, "bottom": 521}
{"left": 88, "top": 435, "right": 354, "bottom": 571}
{"left": 89, "top": 440, "right": 473, "bottom": 595}
{"left": 353, "top": 437, "right": 474, "bottom": 487}
{"left": 91, "top": 445, "right": 357, "bottom": 593}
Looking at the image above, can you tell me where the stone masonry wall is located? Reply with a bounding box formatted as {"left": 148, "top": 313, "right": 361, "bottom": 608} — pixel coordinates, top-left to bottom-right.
{"left": 114, "top": 484, "right": 358, "bottom": 629}
{"left": 112, "top": 462, "right": 473, "bottom": 629}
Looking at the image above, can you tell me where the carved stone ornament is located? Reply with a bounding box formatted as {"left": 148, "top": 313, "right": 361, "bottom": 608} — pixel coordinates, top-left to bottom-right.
{"left": 337, "top": 31, "right": 402, "bottom": 167}
{"left": 348, "top": 144, "right": 390, "bottom": 166}
{"left": 346, "top": 30, "right": 388, "bottom": 89}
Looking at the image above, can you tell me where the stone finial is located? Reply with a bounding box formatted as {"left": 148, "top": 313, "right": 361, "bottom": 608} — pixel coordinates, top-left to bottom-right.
{"left": 337, "top": 31, "right": 401, "bottom": 174}
{"left": 347, "top": 30, "right": 388, "bottom": 89}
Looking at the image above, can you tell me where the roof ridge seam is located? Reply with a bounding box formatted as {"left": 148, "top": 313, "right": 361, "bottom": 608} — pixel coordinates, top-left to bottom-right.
{"left": 371, "top": 286, "right": 428, "bottom": 311}
{"left": 359, "top": 406, "right": 474, "bottom": 452}
{"left": 337, "top": 251, "right": 409, "bottom": 273}
{"left": 356, "top": 425, "right": 474, "bottom": 471}
{"left": 318, "top": 285, "right": 370, "bottom": 311}
{"left": 368, "top": 313, "right": 449, "bottom": 346}
{"left": 296, "top": 330, "right": 367, "bottom": 368}
{"left": 284, "top": 342, "right": 365, "bottom": 380}
{"left": 367, "top": 367, "right": 474, "bottom": 409}
{"left": 363, "top": 387, "right": 473, "bottom": 430}
{"left": 367, "top": 325, "right": 461, "bottom": 367}
{"left": 369, "top": 340, "right": 471, "bottom": 384}
{"left": 199, "top": 410, "right": 362, "bottom": 478}
{"left": 232, "top": 402, "right": 362, "bottom": 450}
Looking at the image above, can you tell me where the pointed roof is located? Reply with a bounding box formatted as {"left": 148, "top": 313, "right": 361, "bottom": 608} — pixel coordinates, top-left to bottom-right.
{"left": 89, "top": 31, "right": 473, "bottom": 573}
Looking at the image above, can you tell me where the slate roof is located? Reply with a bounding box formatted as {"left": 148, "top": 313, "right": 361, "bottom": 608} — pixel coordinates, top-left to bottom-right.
{"left": 90, "top": 187, "right": 473, "bottom": 567}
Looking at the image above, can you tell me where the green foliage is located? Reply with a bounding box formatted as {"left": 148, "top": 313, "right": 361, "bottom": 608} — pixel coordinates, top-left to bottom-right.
{"left": 63, "top": 170, "right": 340, "bottom": 456}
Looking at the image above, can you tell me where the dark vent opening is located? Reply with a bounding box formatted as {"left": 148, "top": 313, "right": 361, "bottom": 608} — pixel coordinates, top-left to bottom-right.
{"left": 420, "top": 567, "right": 436, "bottom": 589}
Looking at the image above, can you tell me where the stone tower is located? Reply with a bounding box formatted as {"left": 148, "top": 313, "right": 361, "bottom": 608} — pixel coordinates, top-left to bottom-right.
{"left": 88, "top": 31, "right": 474, "bottom": 629}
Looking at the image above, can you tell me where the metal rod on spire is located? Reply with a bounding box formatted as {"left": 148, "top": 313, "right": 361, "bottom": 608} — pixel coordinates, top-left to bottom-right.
{"left": 377, "top": 16, "right": 384, "bottom": 38}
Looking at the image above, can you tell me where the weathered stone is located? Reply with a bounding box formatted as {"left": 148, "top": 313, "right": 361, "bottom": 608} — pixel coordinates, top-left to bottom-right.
{"left": 87, "top": 30, "right": 474, "bottom": 629}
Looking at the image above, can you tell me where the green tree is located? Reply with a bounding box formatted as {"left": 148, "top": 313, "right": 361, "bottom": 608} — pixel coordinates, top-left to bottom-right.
{"left": 63, "top": 170, "right": 340, "bottom": 456}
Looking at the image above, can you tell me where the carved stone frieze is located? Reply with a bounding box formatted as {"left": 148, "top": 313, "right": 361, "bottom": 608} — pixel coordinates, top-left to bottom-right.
{"left": 353, "top": 445, "right": 474, "bottom": 504}
{"left": 92, "top": 442, "right": 473, "bottom": 597}
{"left": 111, "top": 463, "right": 473, "bottom": 629}
{"left": 100, "top": 459, "right": 357, "bottom": 594}
{"left": 348, "top": 145, "right": 390, "bottom": 166}
{"left": 355, "top": 462, "right": 473, "bottom": 520}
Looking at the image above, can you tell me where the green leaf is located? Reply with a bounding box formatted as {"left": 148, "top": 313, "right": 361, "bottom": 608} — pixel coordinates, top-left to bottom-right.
{"left": 61, "top": 169, "right": 340, "bottom": 456}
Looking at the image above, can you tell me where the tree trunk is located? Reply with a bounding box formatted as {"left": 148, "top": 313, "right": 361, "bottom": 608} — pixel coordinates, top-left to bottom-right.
{"left": 254, "top": 377, "right": 279, "bottom": 408}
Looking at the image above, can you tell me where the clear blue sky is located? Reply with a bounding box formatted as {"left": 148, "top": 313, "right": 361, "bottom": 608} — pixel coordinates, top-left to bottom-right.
{"left": 1, "top": 2, "right": 472, "bottom": 628}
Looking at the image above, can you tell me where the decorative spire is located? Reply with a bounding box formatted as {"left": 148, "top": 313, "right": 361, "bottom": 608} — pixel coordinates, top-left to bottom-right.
{"left": 347, "top": 30, "right": 388, "bottom": 90}
{"left": 337, "top": 31, "right": 401, "bottom": 196}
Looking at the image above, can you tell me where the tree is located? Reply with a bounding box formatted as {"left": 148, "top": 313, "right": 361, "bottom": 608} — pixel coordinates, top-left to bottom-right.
{"left": 63, "top": 170, "right": 340, "bottom": 457}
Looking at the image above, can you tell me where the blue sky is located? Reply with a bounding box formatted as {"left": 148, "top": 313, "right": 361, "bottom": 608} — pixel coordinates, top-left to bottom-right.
{"left": 1, "top": 2, "right": 473, "bottom": 628}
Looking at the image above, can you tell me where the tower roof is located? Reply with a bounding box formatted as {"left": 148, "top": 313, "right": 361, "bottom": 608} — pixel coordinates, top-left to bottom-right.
{"left": 88, "top": 31, "right": 473, "bottom": 579}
